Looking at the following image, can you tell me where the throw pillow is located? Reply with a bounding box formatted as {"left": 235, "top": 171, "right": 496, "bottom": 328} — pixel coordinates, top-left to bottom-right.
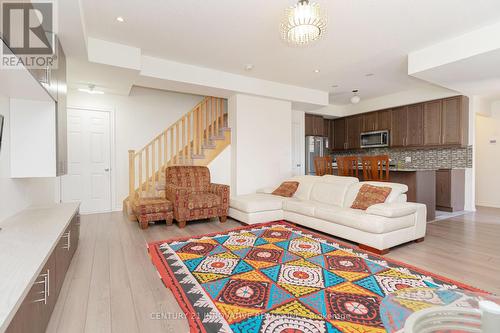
{"left": 351, "top": 184, "right": 392, "bottom": 210}
{"left": 272, "top": 181, "right": 300, "bottom": 198}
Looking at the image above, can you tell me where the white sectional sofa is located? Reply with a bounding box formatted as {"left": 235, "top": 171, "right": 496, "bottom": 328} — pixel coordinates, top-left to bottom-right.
{"left": 229, "top": 175, "right": 427, "bottom": 254}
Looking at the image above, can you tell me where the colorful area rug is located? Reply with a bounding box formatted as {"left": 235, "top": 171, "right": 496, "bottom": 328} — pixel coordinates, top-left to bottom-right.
{"left": 148, "top": 221, "right": 482, "bottom": 333}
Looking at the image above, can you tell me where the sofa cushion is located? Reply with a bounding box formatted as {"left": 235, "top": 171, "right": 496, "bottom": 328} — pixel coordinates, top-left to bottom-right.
{"left": 283, "top": 199, "right": 317, "bottom": 217}
{"left": 309, "top": 176, "right": 359, "bottom": 207}
{"left": 343, "top": 181, "right": 408, "bottom": 207}
{"left": 315, "top": 207, "right": 415, "bottom": 234}
{"left": 272, "top": 181, "right": 300, "bottom": 197}
{"left": 366, "top": 203, "right": 418, "bottom": 218}
{"left": 230, "top": 194, "right": 285, "bottom": 213}
{"left": 351, "top": 184, "right": 392, "bottom": 210}
{"left": 285, "top": 175, "right": 322, "bottom": 201}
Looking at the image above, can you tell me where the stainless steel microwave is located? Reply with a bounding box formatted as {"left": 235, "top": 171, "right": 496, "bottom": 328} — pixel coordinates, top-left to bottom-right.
{"left": 360, "top": 130, "right": 389, "bottom": 148}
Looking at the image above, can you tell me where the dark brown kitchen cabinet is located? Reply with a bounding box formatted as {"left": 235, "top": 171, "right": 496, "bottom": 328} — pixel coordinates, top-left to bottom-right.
{"left": 305, "top": 114, "right": 315, "bottom": 136}
{"left": 324, "top": 119, "right": 332, "bottom": 146}
{"left": 362, "top": 112, "right": 378, "bottom": 132}
{"left": 314, "top": 116, "right": 325, "bottom": 136}
{"left": 423, "top": 100, "right": 443, "bottom": 146}
{"left": 436, "top": 169, "right": 465, "bottom": 212}
{"left": 376, "top": 110, "right": 391, "bottom": 131}
{"left": 391, "top": 106, "right": 408, "bottom": 147}
{"left": 346, "top": 115, "right": 363, "bottom": 149}
{"left": 327, "top": 95, "right": 468, "bottom": 150}
{"left": 333, "top": 118, "right": 347, "bottom": 150}
{"left": 71, "top": 214, "right": 80, "bottom": 257}
{"left": 305, "top": 114, "right": 325, "bottom": 136}
{"left": 7, "top": 254, "right": 56, "bottom": 333}
{"left": 6, "top": 213, "right": 79, "bottom": 333}
{"left": 442, "top": 96, "right": 468, "bottom": 146}
{"left": 363, "top": 110, "right": 391, "bottom": 132}
{"left": 406, "top": 104, "right": 424, "bottom": 146}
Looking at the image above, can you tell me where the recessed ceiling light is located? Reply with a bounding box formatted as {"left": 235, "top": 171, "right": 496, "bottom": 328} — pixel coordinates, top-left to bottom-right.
{"left": 116, "top": 16, "right": 125, "bottom": 23}
{"left": 78, "top": 84, "right": 104, "bottom": 95}
{"left": 244, "top": 64, "right": 254, "bottom": 71}
{"left": 365, "top": 73, "right": 374, "bottom": 77}
{"left": 313, "top": 69, "right": 321, "bottom": 73}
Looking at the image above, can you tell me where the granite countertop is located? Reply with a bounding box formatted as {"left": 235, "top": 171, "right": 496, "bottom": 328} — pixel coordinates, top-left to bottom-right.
{"left": 0, "top": 203, "right": 80, "bottom": 332}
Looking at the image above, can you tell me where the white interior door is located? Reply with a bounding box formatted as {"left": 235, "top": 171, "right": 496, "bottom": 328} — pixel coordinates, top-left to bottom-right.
{"left": 62, "top": 108, "right": 111, "bottom": 214}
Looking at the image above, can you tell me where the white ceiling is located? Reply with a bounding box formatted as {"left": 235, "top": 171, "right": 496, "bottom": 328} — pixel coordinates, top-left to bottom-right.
{"left": 77, "top": 0, "right": 500, "bottom": 104}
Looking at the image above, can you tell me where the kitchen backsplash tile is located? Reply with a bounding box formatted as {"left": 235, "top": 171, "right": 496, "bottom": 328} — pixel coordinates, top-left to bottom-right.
{"left": 331, "top": 146, "right": 472, "bottom": 169}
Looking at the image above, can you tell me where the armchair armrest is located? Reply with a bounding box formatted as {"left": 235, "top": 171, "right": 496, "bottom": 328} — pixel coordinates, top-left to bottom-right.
{"left": 210, "top": 183, "right": 230, "bottom": 211}
{"left": 366, "top": 202, "right": 419, "bottom": 218}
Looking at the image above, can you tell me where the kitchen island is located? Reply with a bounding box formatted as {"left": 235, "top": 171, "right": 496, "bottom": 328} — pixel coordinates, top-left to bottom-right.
{"left": 389, "top": 169, "right": 436, "bottom": 221}
{"left": 333, "top": 168, "right": 436, "bottom": 221}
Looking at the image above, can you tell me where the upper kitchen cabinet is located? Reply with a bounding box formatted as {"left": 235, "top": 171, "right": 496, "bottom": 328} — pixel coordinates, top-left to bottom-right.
{"left": 442, "top": 96, "right": 469, "bottom": 146}
{"left": 406, "top": 104, "right": 424, "bottom": 147}
{"left": 376, "top": 110, "right": 391, "bottom": 131}
{"left": 363, "top": 110, "right": 391, "bottom": 132}
{"left": 7, "top": 37, "right": 67, "bottom": 178}
{"left": 324, "top": 119, "right": 332, "bottom": 145}
{"left": 305, "top": 114, "right": 315, "bottom": 136}
{"left": 391, "top": 106, "right": 407, "bottom": 147}
{"left": 362, "top": 112, "right": 378, "bottom": 132}
{"left": 346, "top": 115, "right": 363, "bottom": 149}
{"left": 305, "top": 114, "right": 326, "bottom": 136}
{"left": 423, "top": 96, "right": 469, "bottom": 147}
{"left": 333, "top": 118, "right": 347, "bottom": 150}
{"left": 423, "top": 100, "right": 443, "bottom": 146}
{"left": 55, "top": 40, "right": 68, "bottom": 176}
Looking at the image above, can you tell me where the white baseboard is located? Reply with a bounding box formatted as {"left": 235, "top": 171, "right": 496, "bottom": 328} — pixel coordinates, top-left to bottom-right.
{"left": 475, "top": 201, "right": 500, "bottom": 209}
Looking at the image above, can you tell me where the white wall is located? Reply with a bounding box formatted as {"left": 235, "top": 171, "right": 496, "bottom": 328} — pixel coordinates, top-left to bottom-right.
{"left": 0, "top": 95, "right": 57, "bottom": 222}
{"left": 207, "top": 146, "right": 231, "bottom": 186}
{"left": 291, "top": 110, "right": 305, "bottom": 176}
{"left": 67, "top": 86, "right": 204, "bottom": 210}
{"left": 475, "top": 105, "right": 500, "bottom": 208}
{"left": 229, "top": 94, "right": 292, "bottom": 195}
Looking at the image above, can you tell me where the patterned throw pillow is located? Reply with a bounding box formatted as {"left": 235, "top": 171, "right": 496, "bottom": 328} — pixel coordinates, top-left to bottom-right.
{"left": 351, "top": 184, "right": 392, "bottom": 210}
{"left": 272, "top": 181, "right": 300, "bottom": 198}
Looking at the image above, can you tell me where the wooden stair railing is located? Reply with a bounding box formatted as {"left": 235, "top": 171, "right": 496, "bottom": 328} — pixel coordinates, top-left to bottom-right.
{"left": 128, "top": 96, "right": 227, "bottom": 202}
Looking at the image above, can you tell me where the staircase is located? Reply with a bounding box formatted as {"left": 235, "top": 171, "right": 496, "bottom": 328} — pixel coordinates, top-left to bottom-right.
{"left": 124, "top": 96, "right": 230, "bottom": 216}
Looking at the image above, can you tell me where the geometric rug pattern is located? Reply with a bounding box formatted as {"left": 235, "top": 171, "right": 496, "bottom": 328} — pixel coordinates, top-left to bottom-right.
{"left": 148, "top": 221, "right": 481, "bottom": 333}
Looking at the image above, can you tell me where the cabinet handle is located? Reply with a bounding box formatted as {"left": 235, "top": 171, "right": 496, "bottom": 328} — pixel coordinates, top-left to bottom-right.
{"left": 62, "top": 231, "right": 71, "bottom": 250}
{"left": 32, "top": 269, "right": 49, "bottom": 304}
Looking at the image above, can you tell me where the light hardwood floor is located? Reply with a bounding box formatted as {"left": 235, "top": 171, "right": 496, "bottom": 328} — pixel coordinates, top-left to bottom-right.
{"left": 46, "top": 207, "right": 500, "bottom": 333}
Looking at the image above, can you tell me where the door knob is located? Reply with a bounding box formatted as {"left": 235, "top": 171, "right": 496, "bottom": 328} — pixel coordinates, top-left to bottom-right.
{"left": 104, "top": 168, "right": 110, "bottom": 172}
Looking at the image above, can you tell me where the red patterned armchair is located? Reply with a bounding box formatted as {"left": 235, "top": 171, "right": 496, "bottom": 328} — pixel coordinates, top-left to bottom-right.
{"left": 165, "top": 166, "right": 230, "bottom": 228}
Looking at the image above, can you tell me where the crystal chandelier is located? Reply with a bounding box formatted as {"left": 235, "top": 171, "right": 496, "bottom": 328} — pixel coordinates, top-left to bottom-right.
{"left": 281, "top": 0, "right": 327, "bottom": 46}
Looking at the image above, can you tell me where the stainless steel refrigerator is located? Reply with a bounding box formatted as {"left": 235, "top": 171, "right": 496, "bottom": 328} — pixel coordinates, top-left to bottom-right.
{"left": 305, "top": 136, "right": 328, "bottom": 175}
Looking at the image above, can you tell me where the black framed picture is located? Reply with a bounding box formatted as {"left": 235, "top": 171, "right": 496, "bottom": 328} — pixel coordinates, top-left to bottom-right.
{"left": 0, "top": 114, "right": 4, "bottom": 152}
